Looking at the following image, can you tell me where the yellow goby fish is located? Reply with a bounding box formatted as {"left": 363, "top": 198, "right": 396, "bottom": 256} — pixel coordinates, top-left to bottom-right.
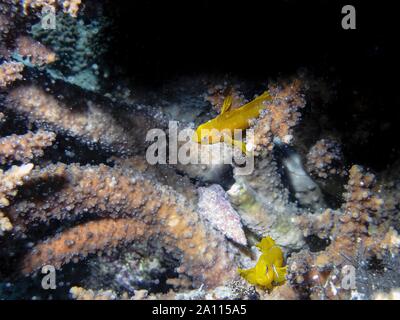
{"left": 192, "top": 90, "right": 272, "bottom": 153}
{"left": 238, "top": 236, "right": 287, "bottom": 290}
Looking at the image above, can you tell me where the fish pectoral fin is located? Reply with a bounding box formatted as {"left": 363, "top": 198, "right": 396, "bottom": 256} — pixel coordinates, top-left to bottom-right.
{"left": 221, "top": 95, "right": 233, "bottom": 114}
{"left": 272, "top": 265, "right": 287, "bottom": 283}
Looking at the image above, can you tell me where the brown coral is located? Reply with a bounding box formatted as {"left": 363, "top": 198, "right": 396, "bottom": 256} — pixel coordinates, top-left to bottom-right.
{"left": 289, "top": 165, "right": 396, "bottom": 299}
{"left": 343, "top": 165, "right": 384, "bottom": 223}
{"left": 61, "top": 0, "right": 81, "bottom": 17}
{"left": 0, "top": 163, "right": 34, "bottom": 234}
{"left": 0, "top": 61, "right": 24, "bottom": 87}
{"left": 205, "top": 84, "right": 246, "bottom": 113}
{"left": 21, "top": 218, "right": 152, "bottom": 274}
{"left": 5, "top": 83, "right": 163, "bottom": 154}
{"left": 7, "top": 163, "right": 238, "bottom": 288}
{"left": 0, "top": 129, "right": 56, "bottom": 165}
{"left": 69, "top": 286, "right": 118, "bottom": 300}
{"left": 0, "top": 210, "right": 13, "bottom": 234}
{"left": 0, "top": 163, "right": 34, "bottom": 209}
{"left": 15, "top": 36, "right": 57, "bottom": 66}
{"left": 251, "top": 79, "right": 306, "bottom": 155}
{"left": 306, "top": 138, "right": 345, "bottom": 179}
{"left": 224, "top": 79, "right": 308, "bottom": 249}
{"left": 21, "top": 0, "right": 82, "bottom": 17}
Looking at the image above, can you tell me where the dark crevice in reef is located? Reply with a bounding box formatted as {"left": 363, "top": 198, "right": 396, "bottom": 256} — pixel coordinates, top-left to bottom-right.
{"left": 103, "top": 0, "right": 400, "bottom": 174}
{"left": 305, "top": 235, "right": 331, "bottom": 253}
{"left": 41, "top": 134, "right": 114, "bottom": 166}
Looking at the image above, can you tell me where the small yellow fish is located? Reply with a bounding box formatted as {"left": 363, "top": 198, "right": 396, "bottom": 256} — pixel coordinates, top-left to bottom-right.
{"left": 193, "top": 90, "right": 272, "bottom": 153}
{"left": 238, "top": 236, "right": 287, "bottom": 290}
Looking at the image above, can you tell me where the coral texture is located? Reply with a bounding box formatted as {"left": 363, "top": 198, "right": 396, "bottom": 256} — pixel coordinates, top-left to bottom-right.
{"left": 0, "top": 163, "right": 34, "bottom": 235}
{"left": 70, "top": 286, "right": 118, "bottom": 300}
{"left": 251, "top": 79, "right": 306, "bottom": 154}
{"left": 0, "top": 163, "right": 34, "bottom": 209}
{"left": 204, "top": 83, "right": 246, "bottom": 113}
{"left": 7, "top": 163, "right": 238, "bottom": 288}
{"left": 5, "top": 83, "right": 162, "bottom": 154}
{"left": 306, "top": 138, "right": 344, "bottom": 179}
{"left": 21, "top": 0, "right": 82, "bottom": 17}
{"left": 289, "top": 165, "right": 398, "bottom": 299}
{"left": 0, "top": 61, "right": 24, "bottom": 87}
{"left": 0, "top": 130, "right": 56, "bottom": 165}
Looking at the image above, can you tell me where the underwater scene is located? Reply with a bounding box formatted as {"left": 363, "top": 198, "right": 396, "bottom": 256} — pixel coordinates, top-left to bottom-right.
{"left": 0, "top": 0, "right": 399, "bottom": 301}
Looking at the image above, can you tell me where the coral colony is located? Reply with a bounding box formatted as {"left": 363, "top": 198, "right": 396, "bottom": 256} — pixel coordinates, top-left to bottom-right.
{"left": 0, "top": 0, "right": 399, "bottom": 300}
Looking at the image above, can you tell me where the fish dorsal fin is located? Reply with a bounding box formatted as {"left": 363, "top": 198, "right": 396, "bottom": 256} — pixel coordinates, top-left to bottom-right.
{"left": 220, "top": 94, "right": 233, "bottom": 114}
{"left": 255, "top": 90, "right": 271, "bottom": 102}
{"left": 256, "top": 236, "right": 276, "bottom": 253}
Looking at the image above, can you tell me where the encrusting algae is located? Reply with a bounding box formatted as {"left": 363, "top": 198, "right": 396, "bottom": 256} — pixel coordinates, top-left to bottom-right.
{"left": 238, "top": 236, "right": 287, "bottom": 290}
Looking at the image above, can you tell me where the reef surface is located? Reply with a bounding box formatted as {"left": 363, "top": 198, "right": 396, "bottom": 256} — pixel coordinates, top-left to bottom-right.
{"left": 0, "top": 0, "right": 399, "bottom": 300}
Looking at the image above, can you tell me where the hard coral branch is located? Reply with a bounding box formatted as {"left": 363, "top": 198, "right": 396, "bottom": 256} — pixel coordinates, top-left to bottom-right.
{"left": 5, "top": 83, "right": 161, "bottom": 154}
{"left": 0, "top": 129, "right": 56, "bottom": 165}
{"left": 0, "top": 163, "right": 34, "bottom": 235}
{"left": 343, "top": 165, "right": 384, "bottom": 223}
{"left": 21, "top": 218, "right": 152, "bottom": 274}
{"left": 0, "top": 210, "right": 12, "bottom": 234}
{"left": 0, "top": 163, "right": 34, "bottom": 209}
{"left": 289, "top": 165, "right": 398, "bottom": 299}
{"left": 251, "top": 79, "right": 306, "bottom": 155}
{"left": 227, "top": 79, "right": 307, "bottom": 249}
{"left": 9, "top": 163, "right": 237, "bottom": 288}
{"left": 0, "top": 61, "right": 24, "bottom": 87}
{"left": 21, "top": 0, "right": 82, "bottom": 17}
{"left": 306, "top": 138, "right": 345, "bottom": 179}
{"left": 70, "top": 286, "right": 118, "bottom": 300}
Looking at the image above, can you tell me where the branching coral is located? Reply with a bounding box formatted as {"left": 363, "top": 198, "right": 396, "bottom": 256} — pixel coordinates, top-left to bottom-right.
{"left": 60, "top": 0, "right": 82, "bottom": 17}
{"left": 306, "top": 138, "right": 344, "bottom": 179}
{"left": 0, "top": 163, "right": 34, "bottom": 235}
{"left": 0, "top": 163, "right": 34, "bottom": 209}
{"left": 5, "top": 83, "right": 163, "bottom": 154}
{"left": 250, "top": 79, "right": 306, "bottom": 154}
{"left": 204, "top": 83, "right": 246, "bottom": 113}
{"left": 0, "top": 210, "right": 13, "bottom": 234}
{"left": 6, "top": 163, "right": 238, "bottom": 288}
{"left": 0, "top": 61, "right": 24, "bottom": 87}
{"left": 0, "top": 15, "right": 397, "bottom": 298}
{"left": 289, "top": 165, "right": 399, "bottom": 299}
{"left": 343, "top": 165, "right": 384, "bottom": 223}
{"left": 21, "top": 218, "right": 152, "bottom": 274}
{"left": 70, "top": 286, "right": 118, "bottom": 300}
{"left": 227, "top": 79, "right": 308, "bottom": 249}
{"left": 0, "top": 94, "right": 55, "bottom": 235}
{"left": 21, "top": 0, "right": 82, "bottom": 17}
{"left": 0, "top": 130, "right": 56, "bottom": 165}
